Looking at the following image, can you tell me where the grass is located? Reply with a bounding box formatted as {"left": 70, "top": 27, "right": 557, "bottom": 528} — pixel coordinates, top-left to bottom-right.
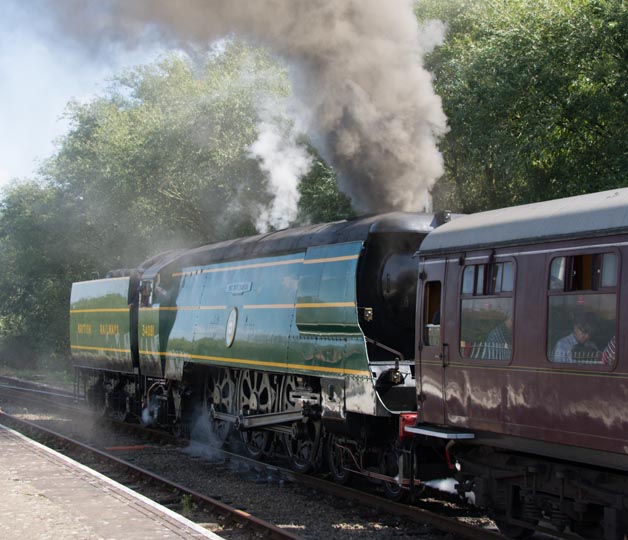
{"left": 180, "top": 494, "right": 197, "bottom": 517}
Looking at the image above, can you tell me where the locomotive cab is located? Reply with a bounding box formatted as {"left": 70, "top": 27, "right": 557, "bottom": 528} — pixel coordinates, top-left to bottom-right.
{"left": 356, "top": 212, "right": 451, "bottom": 413}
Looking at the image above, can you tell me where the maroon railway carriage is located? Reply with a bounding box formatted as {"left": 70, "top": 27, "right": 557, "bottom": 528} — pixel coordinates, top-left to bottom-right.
{"left": 412, "top": 188, "right": 628, "bottom": 539}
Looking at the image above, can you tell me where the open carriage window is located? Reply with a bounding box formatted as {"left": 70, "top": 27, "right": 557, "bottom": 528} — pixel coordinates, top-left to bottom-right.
{"left": 423, "top": 281, "right": 441, "bottom": 346}
{"left": 460, "top": 261, "right": 514, "bottom": 360}
{"left": 547, "top": 253, "right": 618, "bottom": 365}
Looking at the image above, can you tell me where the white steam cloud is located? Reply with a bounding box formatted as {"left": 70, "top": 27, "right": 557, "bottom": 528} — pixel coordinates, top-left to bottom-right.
{"left": 42, "top": 0, "right": 448, "bottom": 215}
{"left": 249, "top": 118, "right": 312, "bottom": 232}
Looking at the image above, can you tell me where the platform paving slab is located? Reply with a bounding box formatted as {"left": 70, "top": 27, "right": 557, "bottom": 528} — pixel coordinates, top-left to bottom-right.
{"left": 0, "top": 424, "right": 223, "bottom": 540}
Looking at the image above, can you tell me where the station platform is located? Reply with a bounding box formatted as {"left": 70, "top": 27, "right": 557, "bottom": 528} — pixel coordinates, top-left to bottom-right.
{"left": 0, "top": 424, "right": 223, "bottom": 540}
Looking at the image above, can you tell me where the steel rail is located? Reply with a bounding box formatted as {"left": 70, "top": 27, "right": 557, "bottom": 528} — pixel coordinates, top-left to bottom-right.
{"left": 290, "top": 470, "right": 509, "bottom": 540}
{"left": 0, "top": 378, "right": 508, "bottom": 540}
{"left": 0, "top": 411, "right": 303, "bottom": 540}
{"left": 0, "top": 382, "right": 76, "bottom": 401}
{"left": 169, "top": 439, "right": 508, "bottom": 540}
{"left": 0, "top": 375, "right": 76, "bottom": 398}
{"left": 0, "top": 382, "right": 83, "bottom": 415}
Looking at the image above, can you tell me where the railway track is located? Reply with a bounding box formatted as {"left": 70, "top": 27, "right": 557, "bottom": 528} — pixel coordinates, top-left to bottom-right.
{"left": 0, "top": 410, "right": 301, "bottom": 540}
{"left": 0, "top": 375, "right": 80, "bottom": 411}
{"left": 0, "top": 377, "right": 511, "bottom": 540}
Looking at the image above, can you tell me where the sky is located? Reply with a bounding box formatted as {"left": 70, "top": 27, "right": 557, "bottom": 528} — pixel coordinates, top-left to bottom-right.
{"left": 0, "top": 1, "right": 446, "bottom": 215}
{"left": 0, "top": 1, "right": 162, "bottom": 189}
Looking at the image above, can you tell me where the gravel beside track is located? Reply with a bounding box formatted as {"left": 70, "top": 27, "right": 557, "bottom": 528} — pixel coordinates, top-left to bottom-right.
{"left": 0, "top": 381, "right": 504, "bottom": 540}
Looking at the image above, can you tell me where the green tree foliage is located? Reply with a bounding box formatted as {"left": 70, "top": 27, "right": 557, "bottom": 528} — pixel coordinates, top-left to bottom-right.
{"left": 418, "top": 0, "right": 628, "bottom": 212}
{"left": 0, "top": 182, "right": 92, "bottom": 359}
{"left": 44, "top": 43, "right": 291, "bottom": 268}
{"left": 0, "top": 42, "right": 354, "bottom": 358}
{"left": 297, "top": 148, "right": 355, "bottom": 224}
{"left": 6, "top": 2, "right": 626, "bottom": 360}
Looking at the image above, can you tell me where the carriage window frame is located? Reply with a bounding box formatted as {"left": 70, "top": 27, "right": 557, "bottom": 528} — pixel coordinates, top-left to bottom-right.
{"left": 459, "top": 260, "right": 515, "bottom": 361}
{"left": 546, "top": 251, "right": 619, "bottom": 366}
{"left": 422, "top": 280, "right": 442, "bottom": 347}
{"left": 549, "top": 252, "right": 617, "bottom": 293}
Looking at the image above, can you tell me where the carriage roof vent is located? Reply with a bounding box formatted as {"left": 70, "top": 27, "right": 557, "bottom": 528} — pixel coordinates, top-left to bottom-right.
{"left": 432, "top": 210, "right": 452, "bottom": 227}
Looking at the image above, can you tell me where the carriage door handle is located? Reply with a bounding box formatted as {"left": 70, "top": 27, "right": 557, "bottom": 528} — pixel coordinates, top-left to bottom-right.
{"left": 439, "top": 343, "right": 449, "bottom": 367}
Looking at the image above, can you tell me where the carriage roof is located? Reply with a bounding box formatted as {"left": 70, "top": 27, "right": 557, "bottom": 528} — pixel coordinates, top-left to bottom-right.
{"left": 419, "top": 188, "right": 628, "bottom": 254}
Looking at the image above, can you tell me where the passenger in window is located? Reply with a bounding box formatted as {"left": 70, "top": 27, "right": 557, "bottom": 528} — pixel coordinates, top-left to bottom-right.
{"left": 482, "top": 316, "right": 513, "bottom": 360}
{"left": 140, "top": 281, "right": 152, "bottom": 307}
{"left": 554, "top": 319, "right": 599, "bottom": 363}
{"left": 601, "top": 336, "right": 616, "bottom": 365}
{"left": 153, "top": 273, "right": 168, "bottom": 304}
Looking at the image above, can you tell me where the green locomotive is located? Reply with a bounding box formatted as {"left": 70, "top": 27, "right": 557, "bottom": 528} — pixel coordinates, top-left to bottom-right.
{"left": 71, "top": 211, "right": 449, "bottom": 488}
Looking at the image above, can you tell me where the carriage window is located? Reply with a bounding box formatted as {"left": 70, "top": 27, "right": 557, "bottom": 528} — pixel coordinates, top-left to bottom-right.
{"left": 601, "top": 253, "right": 617, "bottom": 288}
{"left": 475, "top": 265, "right": 485, "bottom": 295}
{"left": 460, "top": 261, "right": 514, "bottom": 360}
{"left": 489, "top": 261, "right": 514, "bottom": 293}
{"left": 547, "top": 253, "right": 617, "bottom": 365}
{"left": 423, "top": 281, "right": 441, "bottom": 346}
{"left": 462, "top": 266, "right": 474, "bottom": 294}
{"left": 549, "top": 257, "right": 566, "bottom": 290}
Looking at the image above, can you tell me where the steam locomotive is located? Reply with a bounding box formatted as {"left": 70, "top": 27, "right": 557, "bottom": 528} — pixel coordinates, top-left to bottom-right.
{"left": 71, "top": 188, "right": 628, "bottom": 539}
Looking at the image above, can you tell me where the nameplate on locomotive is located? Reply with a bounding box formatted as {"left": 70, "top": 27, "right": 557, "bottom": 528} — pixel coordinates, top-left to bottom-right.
{"left": 225, "top": 281, "right": 253, "bottom": 295}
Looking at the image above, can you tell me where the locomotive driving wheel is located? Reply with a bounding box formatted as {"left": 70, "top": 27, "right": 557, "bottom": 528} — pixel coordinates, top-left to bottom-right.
{"left": 237, "top": 369, "right": 275, "bottom": 458}
{"left": 205, "top": 368, "right": 237, "bottom": 447}
{"left": 378, "top": 443, "right": 408, "bottom": 501}
{"left": 327, "top": 434, "right": 353, "bottom": 484}
{"left": 279, "top": 375, "right": 322, "bottom": 472}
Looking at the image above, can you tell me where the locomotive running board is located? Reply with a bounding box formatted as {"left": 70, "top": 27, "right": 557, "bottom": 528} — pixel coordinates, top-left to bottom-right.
{"left": 211, "top": 408, "right": 305, "bottom": 431}
{"left": 405, "top": 425, "right": 475, "bottom": 439}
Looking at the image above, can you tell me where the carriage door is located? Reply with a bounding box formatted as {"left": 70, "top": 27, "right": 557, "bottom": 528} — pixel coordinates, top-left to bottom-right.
{"left": 417, "top": 258, "right": 447, "bottom": 424}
